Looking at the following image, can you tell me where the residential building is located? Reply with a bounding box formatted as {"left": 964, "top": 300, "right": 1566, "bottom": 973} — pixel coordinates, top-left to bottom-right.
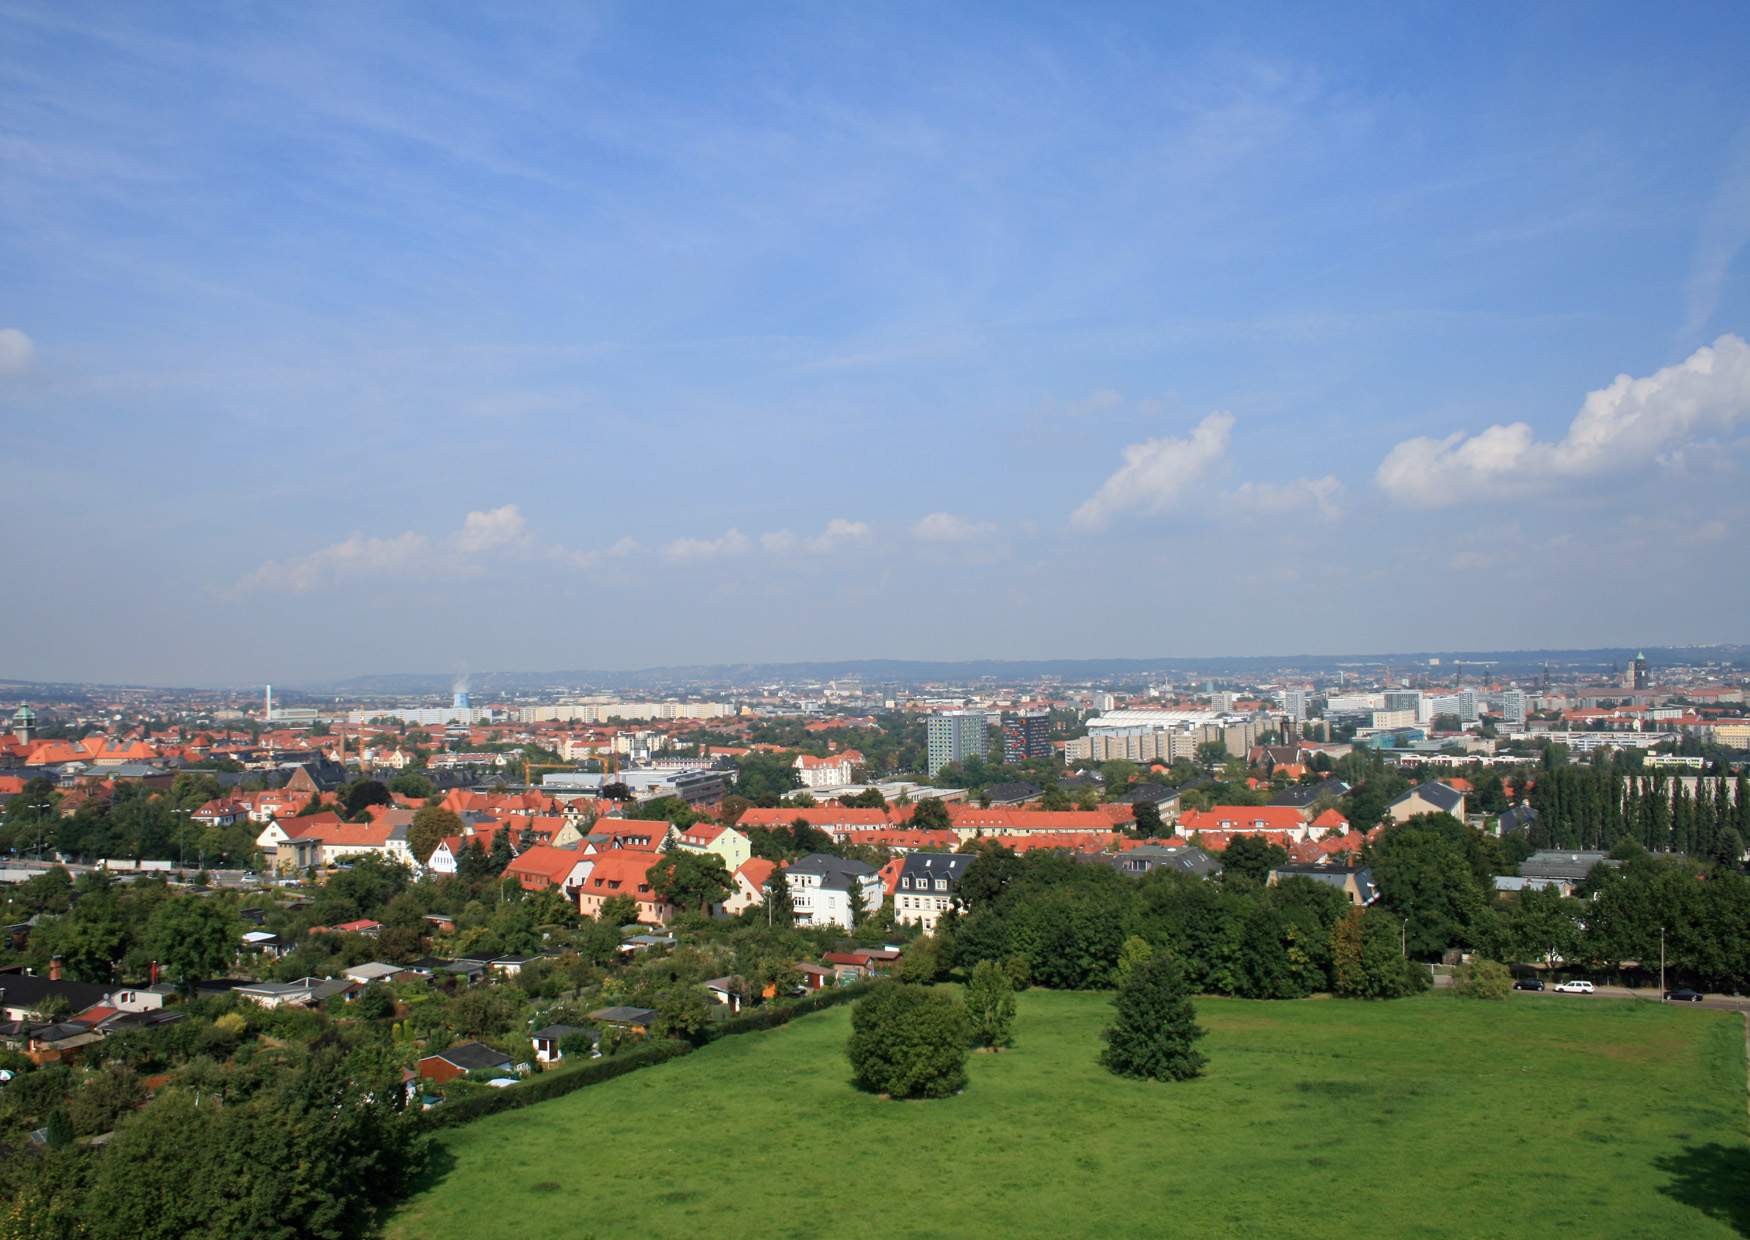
{"left": 1501, "top": 689, "right": 1528, "bottom": 728}
{"left": 786, "top": 853, "right": 882, "bottom": 928}
{"left": 417, "top": 1041, "right": 515, "bottom": 1083}
{"left": 1267, "top": 863, "right": 1379, "bottom": 906}
{"left": 927, "top": 710, "right": 991, "bottom": 776}
{"left": 793, "top": 750, "right": 863, "bottom": 789}
{"left": 724, "top": 858, "right": 781, "bottom": 916}
{"left": 893, "top": 852, "right": 972, "bottom": 932}
{"left": 1387, "top": 781, "right": 1467, "bottom": 824}
{"left": 502, "top": 845, "right": 593, "bottom": 897}
{"left": 1108, "top": 844, "right": 1222, "bottom": 880}
{"left": 1002, "top": 710, "right": 1052, "bottom": 764}
{"left": 665, "top": 822, "right": 751, "bottom": 871}
{"left": 574, "top": 851, "right": 675, "bottom": 925}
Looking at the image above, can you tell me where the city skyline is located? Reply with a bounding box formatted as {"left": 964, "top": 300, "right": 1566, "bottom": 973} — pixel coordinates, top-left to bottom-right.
{"left": 3, "top": 4, "right": 1749, "bottom": 684}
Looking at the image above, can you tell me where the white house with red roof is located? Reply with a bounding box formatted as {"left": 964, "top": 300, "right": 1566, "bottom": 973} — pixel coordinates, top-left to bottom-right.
{"left": 792, "top": 749, "right": 864, "bottom": 790}
{"left": 664, "top": 822, "right": 751, "bottom": 871}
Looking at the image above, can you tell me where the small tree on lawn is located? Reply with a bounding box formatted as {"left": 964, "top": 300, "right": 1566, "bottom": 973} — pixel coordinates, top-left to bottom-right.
{"left": 1101, "top": 952, "right": 1206, "bottom": 1082}
{"left": 965, "top": 959, "right": 1015, "bottom": 1049}
{"left": 847, "top": 982, "right": 971, "bottom": 1099}
{"left": 1451, "top": 958, "right": 1512, "bottom": 1000}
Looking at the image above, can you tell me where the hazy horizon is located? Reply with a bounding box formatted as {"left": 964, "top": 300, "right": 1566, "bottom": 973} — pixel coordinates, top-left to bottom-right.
{"left": 4, "top": 4, "right": 1749, "bottom": 685}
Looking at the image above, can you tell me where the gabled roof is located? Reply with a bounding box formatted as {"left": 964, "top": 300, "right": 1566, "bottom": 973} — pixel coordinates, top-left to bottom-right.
{"left": 423, "top": 1041, "right": 513, "bottom": 1072}
{"left": 1395, "top": 781, "right": 1464, "bottom": 812}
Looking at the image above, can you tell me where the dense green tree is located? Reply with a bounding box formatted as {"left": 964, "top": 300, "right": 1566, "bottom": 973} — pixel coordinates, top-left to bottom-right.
{"left": 407, "top": 806, "right": 462, "bottom": 865}
{"left": 144, "top": 898, "right": 239, "bottom": 990}
{"left": 648, "top": 852, "right": 732, "bottom": 916}
{"left": 909, "top": 798, "right": 952, "bottom": 831}
{"left": 1220, "top": 835, "right": 1288, "bottom": 885}
{"left": 1132, "top": 800, "right": 1164, "bottom": 838}
{"left": 1369, "top": 820, "right": 1489, "bottom": 959}
{"left": 340, "top": 779, "right": 392, "bottom": 820}
{"left": 846, "top": 983, "right": 971, "bottom": 1099}
{"left": 732, "top": 753, "right": 803, "bottom": 806}
{"left": 762, "top": 867, "right": 795, "bottom": 927}
{"left": 964, "top": 959, "right": 1016, "bottom": 1049}
{"left": 1101, "top": 952, "right": 1206, "bottom": 1082}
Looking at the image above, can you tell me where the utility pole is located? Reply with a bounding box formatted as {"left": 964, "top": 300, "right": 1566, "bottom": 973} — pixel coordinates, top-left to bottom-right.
{"left": 1659, "top": 925, "right": 1666, "bottom": 1000}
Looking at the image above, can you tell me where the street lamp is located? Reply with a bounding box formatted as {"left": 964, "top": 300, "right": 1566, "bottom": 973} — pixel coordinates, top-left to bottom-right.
{"left": 1659, "top": 925, "right": 1666, "bottom": 1000}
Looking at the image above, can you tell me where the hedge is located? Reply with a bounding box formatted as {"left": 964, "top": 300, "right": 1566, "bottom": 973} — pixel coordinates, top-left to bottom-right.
{"left": 698, "top": 980, "right": 871, "bottom": 1043}
{"left": 419, "top": 984, "right": 871, "bottom": 1130}
{"left": 421, "top": 1038, "right": 692, "bottom": 1129}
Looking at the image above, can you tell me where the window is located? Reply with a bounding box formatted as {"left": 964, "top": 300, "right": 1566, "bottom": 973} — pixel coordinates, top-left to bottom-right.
{"left": 935, "top": 879, "right": 947, "bottom": 891}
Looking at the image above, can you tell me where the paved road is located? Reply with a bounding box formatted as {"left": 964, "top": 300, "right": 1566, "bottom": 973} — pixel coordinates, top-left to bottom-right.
{"left": 1514, "top": 984, "right": 1750, "bottom": 1014}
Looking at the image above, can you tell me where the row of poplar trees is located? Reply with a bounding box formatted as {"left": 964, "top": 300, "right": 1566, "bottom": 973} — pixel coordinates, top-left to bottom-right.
{"left": 1530, "top": 765, "right": 1749, "bottom": 860}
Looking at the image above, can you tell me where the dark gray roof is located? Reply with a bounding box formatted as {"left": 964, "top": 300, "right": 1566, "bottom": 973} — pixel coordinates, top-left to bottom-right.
{"left": 1394, "top": 780, "right": 1464, "bottom": 812}
{"left": 1497, "top": 805, "right": 1540, "bottom": 834}
{"left": 531, "top": 1024, "right": 587, "bottom": 1041}
{"left": 426, "top": 1041, "right": 513, "bottom": 1072}
{"left": 983, "top": 781, "right": 1042, "bottom": 805}
{"left": 589, "top": 1005, "right": 658, "bottom": 1025}
{"left": 1272, "top": 864, "right": 1378, "bottom": 903}
{"left": 1112, "top": 783, "right": 1186, "bottom": 807}
{"left": 0, "top": 974, "right": 110, "bottom": 1015}
{"left": 897, "top": 852, "right": 973, "bottom": 888}
{"left": 1519, "top": 851, "right": 1617, "bottom": 882}
{"left": 788, "top": 853, "right": 878, "bottom": 890}
{"left": 1269, "top": 779, "right": 1350, "bottom": 808}
{"left": 1113, "top": 844, "right": 1223, "bottom": 879}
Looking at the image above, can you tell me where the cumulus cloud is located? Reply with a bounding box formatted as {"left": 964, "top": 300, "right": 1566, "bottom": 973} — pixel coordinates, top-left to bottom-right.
{"left": 1377, "top": 335, "right": 1750, "bottom": 507}
{"left": 1070, "top": 412, "right": 1234, "bottom": 529}
{"left": 663, "top": 528, "right": 751, "bottom": 562}
{"left": 235, "top": 504, "right": 633, "bottom": 593}
{"left": 455, "top": 504, "right": 529, "bottom": 553}
{"left": 1227, "top": 475, "right": 1344, "bottom": 520}
{"left": 238, "top": 531, "right": 437, "bottom": 595}
{"left": 911, "top": 512, "right": 998, "bottom": 543}
{"left": 0, "top": 328, "right": 35, "bottom": 376}
{"left": 762, "top": 518, "right": 872, "bottom": 555}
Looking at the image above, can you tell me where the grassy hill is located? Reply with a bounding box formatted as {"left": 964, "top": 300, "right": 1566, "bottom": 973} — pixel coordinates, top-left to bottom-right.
{"left": 387, "top": 990, "right": 1748, "bottom": 1239}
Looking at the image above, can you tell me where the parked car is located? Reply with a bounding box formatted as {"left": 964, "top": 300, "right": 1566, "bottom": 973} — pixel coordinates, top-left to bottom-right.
{"left": 1664, "top": 988, "right": 1705, "bottom": 1003}
{"left": 1513, "top": 978, "right": 1545, "bottom": 992}
{"left": 1554, "top": 980, "right": 1595, "bottom": 994}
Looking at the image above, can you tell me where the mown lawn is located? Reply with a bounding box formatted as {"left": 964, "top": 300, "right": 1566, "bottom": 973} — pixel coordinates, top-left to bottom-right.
{"left": 386, "top": 991, "right": 1748, "bottom": 1239}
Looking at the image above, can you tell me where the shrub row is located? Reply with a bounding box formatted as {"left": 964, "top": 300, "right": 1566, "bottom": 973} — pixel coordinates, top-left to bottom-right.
{"left": 420, "top": 986, "right": 873, "bottom": 1130}
{"left": 421, "top": 1038, "right": 692, "bottom": 1129}
{"left": 698, "top": 981, "right": 872, "bottom": 1043}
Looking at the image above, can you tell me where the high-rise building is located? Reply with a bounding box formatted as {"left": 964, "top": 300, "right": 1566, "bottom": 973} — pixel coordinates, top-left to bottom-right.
{"left": 1501, "top": 689, "right": 1527, "bottom": 728}
{"left": 1383, "top": 689, "right": 1423, "bottom": 716}
{"left": 927, "top": 710, "right": 991, "bottom": 776}
{"left": 1281, "top": 690, "right": 1307, "bottom": 722}
{"left": 1002, "top": 709, "right": 1053, "bottom": 764}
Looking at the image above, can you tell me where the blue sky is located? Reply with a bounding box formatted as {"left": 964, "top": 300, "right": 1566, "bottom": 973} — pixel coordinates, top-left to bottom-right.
{"left": 3, "top": 2, "right": 1749, "bottom": 685}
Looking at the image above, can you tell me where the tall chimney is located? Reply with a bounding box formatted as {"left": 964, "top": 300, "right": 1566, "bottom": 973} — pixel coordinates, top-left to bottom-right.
{"left": 265, "top": 684, "right": 272, "bottom": 722}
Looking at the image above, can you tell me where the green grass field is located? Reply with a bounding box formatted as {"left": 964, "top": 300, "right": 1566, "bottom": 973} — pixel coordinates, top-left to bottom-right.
{"left": 387, "top": 991, "right": 1748, "bottom": 1239}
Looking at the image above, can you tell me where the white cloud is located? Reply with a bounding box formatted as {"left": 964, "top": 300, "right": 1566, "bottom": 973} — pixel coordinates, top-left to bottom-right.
{"left": 663, "top": 528, "right": 751, "bottom": 562}
{"left": 762, "top": 518, "right": 871, "bottom": 555}
{"left": 1376, "top": 335, "right": 1750, "bottom": 507}
{"left": 1070, "top": 412, "right": 1234, "bottom": 529}
{"left": 1227, "top": 475, "right": 1343, "bottom": 520}
{"left": 454, "top": 504, "right": 528, "bottom": 553}
{"left": 235, "top": 504, "right": 638, "bottom": 592}
{"left": 239, "top": 531, "right": 436, "bottom": 595}
{"left": 0, "top": 328, "right": 35, "bottom": 376}
{"left": 911, "top": 511, "right": 997, "bottom": 543}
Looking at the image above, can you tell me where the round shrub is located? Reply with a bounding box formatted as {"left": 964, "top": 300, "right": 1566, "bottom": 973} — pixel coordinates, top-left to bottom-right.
{"left": 846, "top": 982, "right": 971, "bottom": 1099}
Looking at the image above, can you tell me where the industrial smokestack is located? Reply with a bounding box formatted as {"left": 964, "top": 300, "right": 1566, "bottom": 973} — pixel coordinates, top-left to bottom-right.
{"left": 265, "top": 684, "right": 273, "bottom": 722}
